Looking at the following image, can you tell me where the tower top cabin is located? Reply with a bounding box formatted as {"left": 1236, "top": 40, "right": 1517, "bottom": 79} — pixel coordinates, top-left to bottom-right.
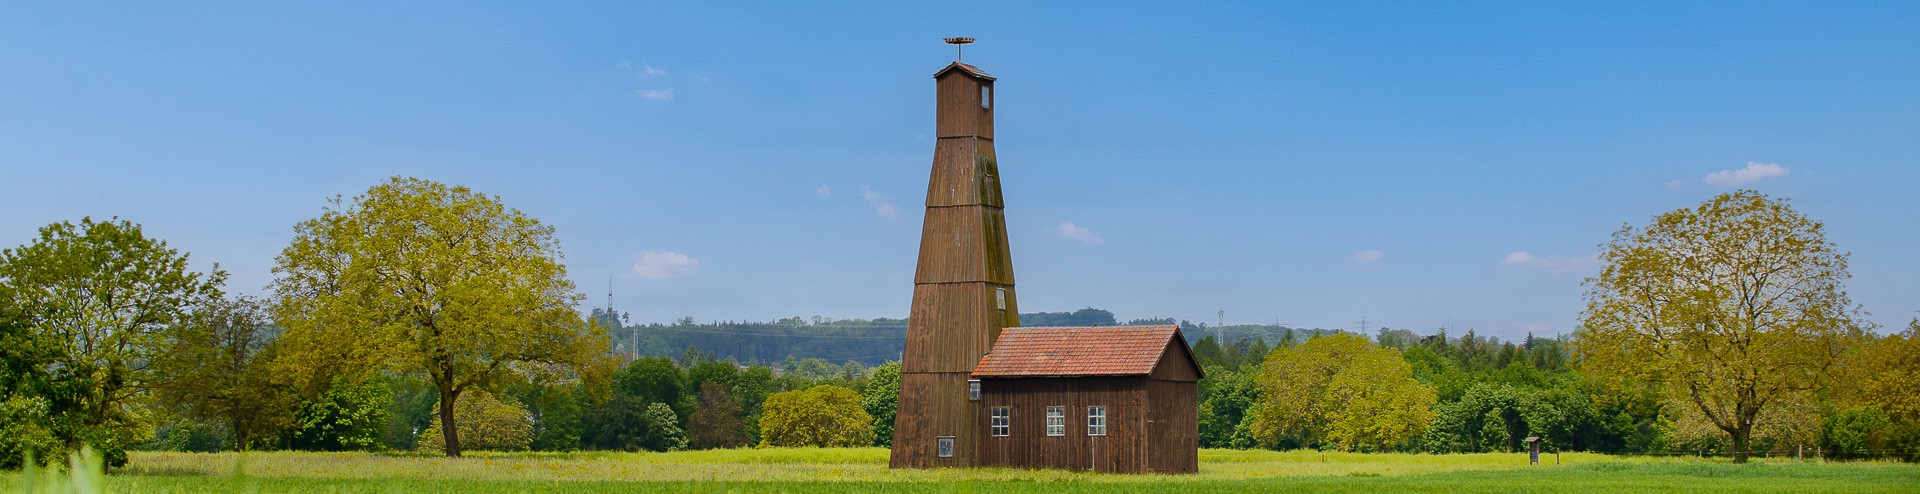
{"left": 934, "top": 62, "right": 995, "bottom": 140}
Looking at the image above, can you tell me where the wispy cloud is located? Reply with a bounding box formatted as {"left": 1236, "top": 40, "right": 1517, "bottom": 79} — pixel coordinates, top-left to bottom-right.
{"left": 1349, "top": 250, "right": 1385, "bottom": 264}
{"left": 642, "top": 65, "right": 666, "bottom": 78}
{"left": 1056, "top": 222, "right": 1104, "bottom": 245}
{"left": 630, "top": 251, "right": 699, "bottom": 279}
{"left": 1501, "top": 251, "right": 1600, "bottom": 275}
{"left": 615, "top": 60, "right": 632, "bottom": 69}
{"left": 1703, "top": 162, "right": 1788, "bottom": 187}
{"left": 861, "top": 186, "right": 899, "bottom": 220}
{"left": 640, "top": 88, "right": 674, "bottom": 100}
{"left": 815, "top": 185, "right": 832, "bottom": 198}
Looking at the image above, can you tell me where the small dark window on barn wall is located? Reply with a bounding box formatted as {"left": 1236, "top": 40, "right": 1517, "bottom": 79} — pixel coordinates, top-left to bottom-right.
{"left": 937, "top": 437, "right": 955, "bottom": 457}
{"left": 1045, "top": 406, "right": 1066, "bottom": 436}
{"left": 981, "top": 85, "right": 991, "bottom": 110}
{"left": 968, "top": 380, "right": 981, "bottom": 400}
{"left": 1088, "top": 406, "right": 1108, "bottom": 436}
{"left": 990, "top": 407, "right": 1010, "bottom": 436}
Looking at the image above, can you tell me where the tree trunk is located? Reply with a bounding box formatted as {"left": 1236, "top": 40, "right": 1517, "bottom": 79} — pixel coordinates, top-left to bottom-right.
{"left": 439, "top": 388, "right": 463, "bottom": 457}
{"left": 1730, "top": 425, "right": 1750, "bottom": 464}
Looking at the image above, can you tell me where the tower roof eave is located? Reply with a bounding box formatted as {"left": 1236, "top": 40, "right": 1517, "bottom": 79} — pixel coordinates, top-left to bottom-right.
{"left": 933, "top": 62, "right": 996, "bottom": 81}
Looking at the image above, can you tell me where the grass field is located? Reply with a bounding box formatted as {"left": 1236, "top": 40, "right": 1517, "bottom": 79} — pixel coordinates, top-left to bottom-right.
{"left": 6, "top": 448, "right": 1917, "bottom": 493}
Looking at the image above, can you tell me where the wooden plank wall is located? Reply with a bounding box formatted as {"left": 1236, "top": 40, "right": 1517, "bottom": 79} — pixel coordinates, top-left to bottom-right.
{"left": 977, "top": 377, "right": 1151, "bottom": 473}
{"left": 925, "top": 139, "right": 1002, "bottom": 208}
{"left": 912, "top": 208, "right": 1014, "bottom": 285}
{"left": 1145, "top": 378, "right": 1199, "bottom": 473}
{"left": 935, "top": 72, "right": 993, "bottom": 139}
{"left": 901, "top": 283, "right": 1015, "bottom": 372}
{"left": 891, "top": 372, "right": 982, "bottom": 467}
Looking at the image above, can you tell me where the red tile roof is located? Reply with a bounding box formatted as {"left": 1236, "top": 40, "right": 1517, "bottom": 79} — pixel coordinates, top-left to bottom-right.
{"left": 933, "top": 61, "right": 996, "bottom": 81}
{"left": 972, "top": 325, "right": 1190, "bottom": 377}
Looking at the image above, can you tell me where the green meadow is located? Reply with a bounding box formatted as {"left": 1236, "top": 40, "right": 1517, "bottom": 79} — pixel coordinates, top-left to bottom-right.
{"left": 7, "top": 448, "right": 1917, "bottom": 493}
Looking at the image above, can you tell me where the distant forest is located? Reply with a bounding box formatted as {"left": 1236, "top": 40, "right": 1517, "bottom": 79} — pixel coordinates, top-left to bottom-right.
{"left": 592, "top": 307, "right": 1352, "bottom": 366}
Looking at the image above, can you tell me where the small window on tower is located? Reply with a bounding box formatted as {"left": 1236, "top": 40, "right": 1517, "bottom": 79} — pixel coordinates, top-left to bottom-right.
{"left": 981, "top": 85, "right": 991, "bottom": 110}
{"left": 995, "top": 288, "right": 1006, "bottom": 310}
{"left": 968, "top": 379, "right": 981, "bottom": 401}
{"left": 937, "top": 437, "right": 955, "bottom": 458}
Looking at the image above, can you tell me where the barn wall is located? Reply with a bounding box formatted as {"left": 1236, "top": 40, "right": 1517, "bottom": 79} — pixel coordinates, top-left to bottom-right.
{"left": 1145, "top": 378, "right": 1199, "bottom": 473}
{"left": 977, "top": 377, "right": 1152, "bottom": 473}
{"left": 1148, "top": 338, "right": 1202, "bottom": 382}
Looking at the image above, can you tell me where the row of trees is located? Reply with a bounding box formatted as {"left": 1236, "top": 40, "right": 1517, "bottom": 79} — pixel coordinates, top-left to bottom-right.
{"left": 3, "top": 181, "right": 1915, "bottom": 467}
{"left": 1193, "top": 191, "right": 1918, "bottom": 463}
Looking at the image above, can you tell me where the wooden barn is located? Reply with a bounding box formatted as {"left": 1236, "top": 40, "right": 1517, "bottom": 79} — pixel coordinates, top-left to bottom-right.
{"left": 889, "top": 41, "right": 1201, "bottom": 473}
{"left": 971, "top": 325, "right": 1202, "bottom": 473}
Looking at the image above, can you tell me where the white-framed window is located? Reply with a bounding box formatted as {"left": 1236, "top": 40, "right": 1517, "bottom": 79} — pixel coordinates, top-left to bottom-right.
{"left": 937, "top": 436, "right": 955, "bottom": 457}
{"left": 1088, "top": 406, "right": 1108, "bottom": 436}
{"left": 1045, "top": 406, "right": 1066, "bottom": 436}
{"left": 968, "top": 379, "right": 981, "bottom": 401}
{"left": 994, "top": 287, "right": 1006, "bottom": 310}
{"left": 981, "top": 85, "right": 992, "bottom": 110}
{"left": 990, "top": 407, "right": 1010, "bottom": 437}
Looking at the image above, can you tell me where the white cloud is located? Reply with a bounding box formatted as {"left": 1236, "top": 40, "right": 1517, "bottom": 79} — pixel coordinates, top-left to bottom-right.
{"left": 815, "top": 185, "right": 832, "bottom": 198}
{"left": 615, "top": 60, "right": 632, "bottom": 69}
{"left": 1665, "top": 179, "right": 1690, "bottom": 190}
{"left": 861, "top": 186, "right": 899, "bottom": 220}
{"left": 694, "top": 74, "right": 713, "bottom": 83}
{"left": 1055, "top": 222, "right": 1104, "bottom": 245}
{"left": 1703, "top": 162, "right": 1788, "bottom": 187}
{"left": 630, "top": 251, "right": 698, "bottom": 279}
{"left": 640, "top": 88, "right": 673, "bottom": 100}
{"left": 1349, "top": 250, "right": 1385, "bottom": 264}
{"left": 1501, "top": 251, "right": 1600, "bottom": 275}
{"left": 642, "top": 65, "right": 666, "bottom": 78}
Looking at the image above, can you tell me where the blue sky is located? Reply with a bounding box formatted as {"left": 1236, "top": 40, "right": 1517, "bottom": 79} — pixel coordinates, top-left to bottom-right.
{"left": 3, "top": 2, "right": 1916, "bottom": 340}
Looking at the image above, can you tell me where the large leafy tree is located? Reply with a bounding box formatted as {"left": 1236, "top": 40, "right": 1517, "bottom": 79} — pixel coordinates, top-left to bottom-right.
{"left": 858, "top": 361, "right": 900, "bottom": 447}
{"left": 685, "top": 382, "right": 748, "bottom": 449}
{"left": 271, "top": 177, "right": 607, "bottom": 457}
{"left": 1247, "top": 333, "right": 1436, "bottom": 451}
{"left": 757, "top": 385, "right": 873, "bottom": 448}
{"left": 153, "top": 295, "right": 298, "bottom": 451}
{"left": 1575, "top": 190, "right": 1863, "bottom": 463}
{"left": 0, "top": 218, "right": 224, "bottom": 466}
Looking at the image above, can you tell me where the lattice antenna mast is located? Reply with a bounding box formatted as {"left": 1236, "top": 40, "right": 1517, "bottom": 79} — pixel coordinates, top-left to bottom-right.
{"left": 944, "top": 37, "right": 975, "bottom": 62}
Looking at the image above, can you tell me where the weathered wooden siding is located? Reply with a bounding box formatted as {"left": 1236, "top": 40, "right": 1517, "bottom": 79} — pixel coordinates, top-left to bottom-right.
{"left": 891, "top": 372, "right": 982, "bottom": 468}
{"left": 935, "top": 71, "right": 993, "bottom": 139}
{"left": 975, "top": 376, "right": 1198, "bottom": 474}
{"left": 976, "top": 377, "right": 1149, "bottom": 473}
{"left": 925, "top": 138, "right": 1002, "bottom": 208}
{"left": 902, "top": 283, "right": 1016, "bottom": 373}
{"left": 894, "top": 63, "right": 1013, "bottom": 470}
{"left": 1144, "top": 378, "right": 1199, "bottom": 473}
{"left": 913, "top": 206, "right": 1013, "bottom": 284}
{"left": 1148, "top": 338, "right": 1203, "bottom": 382}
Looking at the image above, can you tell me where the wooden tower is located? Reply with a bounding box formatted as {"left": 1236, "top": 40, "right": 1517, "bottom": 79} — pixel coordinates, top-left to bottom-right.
{"left": 889, "top": 56, "right": 1016, "bottom": 468}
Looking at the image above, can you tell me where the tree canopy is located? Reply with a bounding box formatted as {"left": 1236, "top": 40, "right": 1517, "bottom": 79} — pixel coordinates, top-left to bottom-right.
{"left": 271, "top": 177, "right": 608, "bottom": 457}
{"left": 0, "top": 217, "right": 224, "bottom": 466}
{"left": 1247, "top": 333, "right": 1435, "bottom": 451}
{"left": 758, "top": 385, "right": 873, "bottom": 448}
{"left": 1575, "top": 190, "right": 1865, "bottom": 462}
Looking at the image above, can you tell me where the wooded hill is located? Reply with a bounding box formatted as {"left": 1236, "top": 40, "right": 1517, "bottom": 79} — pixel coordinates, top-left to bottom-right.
{"left": 594, "top": 307, "right": 1345, "bottom": 366}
